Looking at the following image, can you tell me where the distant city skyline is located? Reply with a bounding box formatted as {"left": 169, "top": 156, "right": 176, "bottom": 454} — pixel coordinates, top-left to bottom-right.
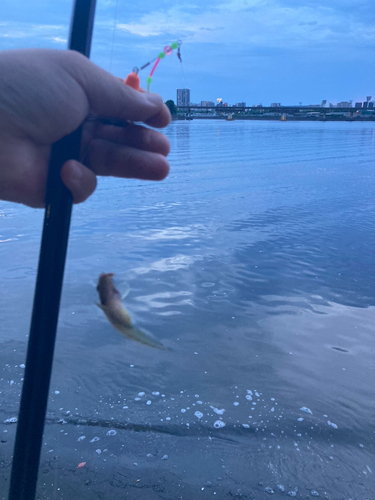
{"left": 1, "top": 0, "right": 374, "bottom": 104}
{"left": 175, "top": 90, "right": 374, "bottom": 109}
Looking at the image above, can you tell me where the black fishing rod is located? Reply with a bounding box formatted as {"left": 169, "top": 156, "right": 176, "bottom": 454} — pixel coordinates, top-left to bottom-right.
{"left": 8, "top": 1, "right": 97, "bottom": 499}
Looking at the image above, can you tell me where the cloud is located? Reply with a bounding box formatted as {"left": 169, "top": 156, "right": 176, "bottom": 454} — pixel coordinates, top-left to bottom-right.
{"left": 0, "top": 0, "right": 373, "bottom": 103}
{"left": 0, "top": 21, "right": 68, "bottom": 44}
{"left": 110, "top": 0, "right": 375, "bottom": 52}
{"left": 2, "top": 0, "right": 374, "bottom": 55}
{"left": 281, "top": 0, "right": 375, "bottom": 24}
{"left": 52, "top": 37, "right": 67, "bottom": 43}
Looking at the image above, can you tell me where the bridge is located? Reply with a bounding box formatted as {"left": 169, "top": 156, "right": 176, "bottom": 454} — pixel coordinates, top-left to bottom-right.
{"left": 177, "top": 105, "right": 368, "bottom": 117}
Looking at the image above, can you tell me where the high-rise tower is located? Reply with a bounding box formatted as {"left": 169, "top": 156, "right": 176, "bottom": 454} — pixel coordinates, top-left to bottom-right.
{"left": 177, "top": 88, "right": 190, "bottom": 106}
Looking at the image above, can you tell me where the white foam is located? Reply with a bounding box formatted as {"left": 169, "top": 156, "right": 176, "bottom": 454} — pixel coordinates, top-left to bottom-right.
{"left": 300, "top": 407, "right": 313, "bottom": 415}
{"left": 210, "top": 406, "right": 225, "bottom": 415}
{"left": 264, "top": 487, "right": 274, "bottom": 494}
{"left": 4, "top": 417, "right": 17, "bottom": 423}
{"left": 213, "top": 420, "right": 225, "bottom": 429}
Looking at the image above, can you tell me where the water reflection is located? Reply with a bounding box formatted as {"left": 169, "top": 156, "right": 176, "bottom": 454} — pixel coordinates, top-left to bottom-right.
{"left": 1, "top": 121, "right": 375, "bottom": 498}
{"left": 174, "top": 120, "right": 190, "bottom": 157}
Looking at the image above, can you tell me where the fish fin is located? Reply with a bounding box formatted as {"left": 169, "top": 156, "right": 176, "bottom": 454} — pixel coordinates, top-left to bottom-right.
{"left": 117, "top": 281, "right": 130, "bottom": 300}
{"left": 135, "top": 328, "right": 172, "bottom": 351}
{"left": 96, "top": 298, "right": 169, "bottom": 350}
{"left": 116, "top": 325, "right": 168, "bottom": 350}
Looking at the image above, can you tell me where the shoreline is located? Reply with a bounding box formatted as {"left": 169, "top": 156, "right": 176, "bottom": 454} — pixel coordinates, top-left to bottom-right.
{"left": 172, "top": 115, "right": 375, "bottom": 122}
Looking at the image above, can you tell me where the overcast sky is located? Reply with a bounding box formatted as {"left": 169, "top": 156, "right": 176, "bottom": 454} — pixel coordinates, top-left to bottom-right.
{"left": 1, "top": 0, "right": 374, "bottom": 105}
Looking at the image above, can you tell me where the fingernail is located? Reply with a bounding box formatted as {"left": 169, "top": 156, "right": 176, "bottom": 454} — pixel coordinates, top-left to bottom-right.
{"left": 146, "top": 93, "right": 162, "bottom": 106}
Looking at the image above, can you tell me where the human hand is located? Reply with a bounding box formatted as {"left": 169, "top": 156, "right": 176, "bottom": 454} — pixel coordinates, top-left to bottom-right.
{"left": 0, "top": 49, "right": 171, "bottom": 208}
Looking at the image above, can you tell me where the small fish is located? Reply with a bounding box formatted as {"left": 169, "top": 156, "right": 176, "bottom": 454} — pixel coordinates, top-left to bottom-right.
{"left": 96, "top": 273, "right": 166, "bottom": 349}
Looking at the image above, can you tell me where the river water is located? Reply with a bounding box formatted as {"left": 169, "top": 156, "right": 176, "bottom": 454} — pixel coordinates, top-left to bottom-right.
{"left": 0, "top": 120, "right": 374, "bottom": 499}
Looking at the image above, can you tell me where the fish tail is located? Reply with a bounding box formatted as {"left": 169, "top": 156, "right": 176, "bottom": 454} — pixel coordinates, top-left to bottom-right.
{"left": 127, "top": 326, "right": 169, "bottom": 350}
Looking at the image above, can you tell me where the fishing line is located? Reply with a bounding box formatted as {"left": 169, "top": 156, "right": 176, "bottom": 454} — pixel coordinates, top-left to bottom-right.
{"left": 108, "top": 0, "right": 184, "bottom": 93}
{"left": 79, "top": 37, "right": 183, "bottom": 165}
{"left": 109, "top": 0, "right": 120, "bottom": 73}
{"left": 124, "top": 40, "right": 182, "bottom": 92}
{"left": 175, "top": 0, "right": 187, "bottom": 89}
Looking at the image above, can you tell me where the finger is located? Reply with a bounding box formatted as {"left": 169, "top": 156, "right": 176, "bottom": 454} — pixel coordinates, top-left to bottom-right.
{"left": 61, "top": 160, "right": 97, "bottom": 204}
{"left": 88, "top": 139, "right": 170, "bottom": 180}
{"left": 67, "top": 52, "right": 171, "bottom": 128}
{"left": 94, "top": 123, "right": 171, "bottom": 157}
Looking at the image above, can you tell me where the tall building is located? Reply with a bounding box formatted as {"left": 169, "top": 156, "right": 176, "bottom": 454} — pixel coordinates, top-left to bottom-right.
{"left": 177, "top": 88, "right": 190, "bottom": 107}
{"left": 337, "top": 101, "right": 352, "bottom": 108}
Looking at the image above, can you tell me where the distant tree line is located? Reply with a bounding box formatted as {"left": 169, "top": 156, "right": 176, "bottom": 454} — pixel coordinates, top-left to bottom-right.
{"left": 165, "top": 100, "right": 177, "bottom": 115}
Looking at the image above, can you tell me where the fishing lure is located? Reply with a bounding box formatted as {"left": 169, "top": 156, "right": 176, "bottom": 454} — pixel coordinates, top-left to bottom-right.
{"left": 125, "top": 40, "right": 182, "bottom": 92}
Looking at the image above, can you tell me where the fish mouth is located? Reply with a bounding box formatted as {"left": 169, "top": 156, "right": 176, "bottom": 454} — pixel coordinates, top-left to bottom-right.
{"left": 97, "top": 272, "right": 115, "bottom": 293}
{"left": 99, "top": 272, "right": 115, "bottom": 280}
